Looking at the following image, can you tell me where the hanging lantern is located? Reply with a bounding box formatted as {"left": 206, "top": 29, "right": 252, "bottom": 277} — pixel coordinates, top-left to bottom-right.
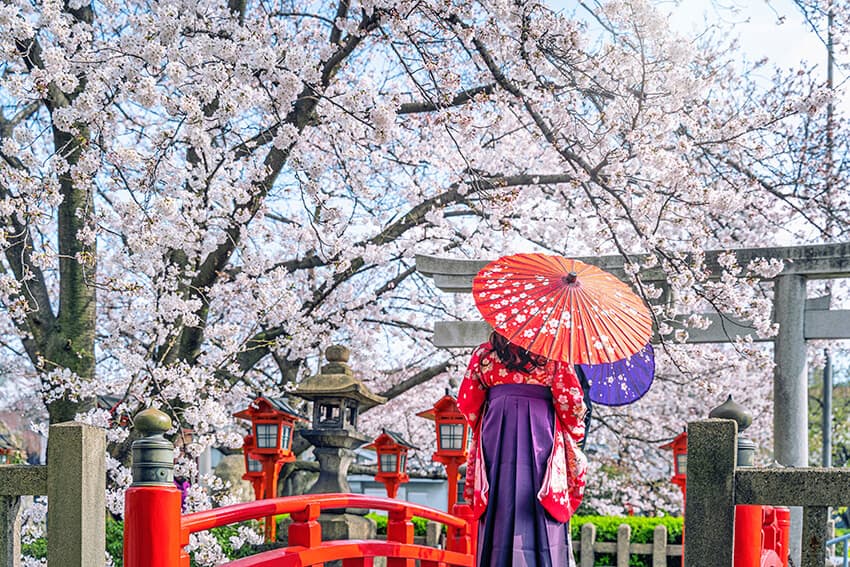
{"left": 660, "top": 428, "right": 688, "bottom": 509}
{"left": 234, "top": 396, "right": 308, "bottom": 543}
{"left": 235, "top": 397, "right": 306, "bottom": 459}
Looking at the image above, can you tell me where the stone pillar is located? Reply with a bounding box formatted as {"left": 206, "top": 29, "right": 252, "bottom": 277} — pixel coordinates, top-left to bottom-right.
{"left": 0, "top": 496, "right": 21, "bottom": 567}
{"left": 47, "top": 422, "right": 106, "bottom": 567}
{"left": 683, "top": 419, "right": 737, "bottom": 567}
{"left": 304, "top": 443, "right": 374, "bottom": 546}
{"left": 580, "top": 522, "right": 596, "bottom": 567}
{"left": 802, "top": 506, "right": 829, "bottom": 567}
{"left": 310, "top": 447, "right": 355, "bottom": 494}
{"left": 823, "top": 350, "right": 833, "bottom": 467}
{"left": 773, "top": 274, "right": 808, "bottom": 565}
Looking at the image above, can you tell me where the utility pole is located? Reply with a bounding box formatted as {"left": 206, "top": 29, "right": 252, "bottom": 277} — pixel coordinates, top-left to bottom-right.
{"left": 823, "top": 349, "right": 833, "bottom": 467}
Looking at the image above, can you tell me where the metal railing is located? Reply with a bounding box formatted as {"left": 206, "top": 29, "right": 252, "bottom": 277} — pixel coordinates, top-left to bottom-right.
{"left": 827, "top": 533, "right": 850, "bottom": 567}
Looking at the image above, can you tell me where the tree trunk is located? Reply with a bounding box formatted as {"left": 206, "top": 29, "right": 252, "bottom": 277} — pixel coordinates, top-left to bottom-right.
{"left": 43, "top": 125, "right": 97, "bottom": 424}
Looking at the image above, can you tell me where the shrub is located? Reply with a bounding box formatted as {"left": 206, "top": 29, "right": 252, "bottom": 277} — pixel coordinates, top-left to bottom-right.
{"left": 106, "top": 516, "right": 124, "bottom": 566}
{"left": 365, "top": 513, "right": 444, "bottom": 537}
{"left": 21, "top": 538, "right": 46, "bottom": 561}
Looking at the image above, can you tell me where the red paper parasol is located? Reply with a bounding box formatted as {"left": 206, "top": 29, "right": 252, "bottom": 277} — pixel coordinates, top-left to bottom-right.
{"left": 472, "top": 253, "right": 653, "bottom": 365}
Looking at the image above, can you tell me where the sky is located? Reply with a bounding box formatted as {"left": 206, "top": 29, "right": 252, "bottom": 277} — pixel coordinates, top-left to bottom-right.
{"left": 666, "top": 0, "right": 846, "bottom": 108}
{"left": 550, "top": 0, "right": 845, "bottom": 109}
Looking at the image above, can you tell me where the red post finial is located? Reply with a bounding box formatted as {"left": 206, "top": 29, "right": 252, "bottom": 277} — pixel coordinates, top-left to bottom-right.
{"left": 124, "top": 409, "right": 183, "bottom": 567}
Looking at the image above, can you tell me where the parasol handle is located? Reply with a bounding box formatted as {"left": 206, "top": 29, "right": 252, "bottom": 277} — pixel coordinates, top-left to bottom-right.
{"left": 563, "top": 272, "right": 578, "bottom": 284}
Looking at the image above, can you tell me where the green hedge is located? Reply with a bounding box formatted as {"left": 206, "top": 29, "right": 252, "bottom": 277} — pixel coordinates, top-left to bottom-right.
{"left": 365, "top": 513, "right": 438, "bottom": 537}
{"left": 570, "top": 515, "right": 684, "bottom": 567}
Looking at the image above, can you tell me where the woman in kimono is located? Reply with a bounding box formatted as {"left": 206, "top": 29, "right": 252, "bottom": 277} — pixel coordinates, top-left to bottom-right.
{"left": 458, "top": 332, "right": 587, "bottom": 567}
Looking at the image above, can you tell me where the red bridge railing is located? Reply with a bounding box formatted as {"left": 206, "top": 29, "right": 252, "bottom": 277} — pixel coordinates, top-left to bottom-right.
{"left": 124, "top": 485, "right": 476, "bottom": 567}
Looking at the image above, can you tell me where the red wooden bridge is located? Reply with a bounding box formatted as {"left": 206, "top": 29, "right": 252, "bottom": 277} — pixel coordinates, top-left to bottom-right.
{"left": 124, "top": 485, "right": 476, "bottom": 567}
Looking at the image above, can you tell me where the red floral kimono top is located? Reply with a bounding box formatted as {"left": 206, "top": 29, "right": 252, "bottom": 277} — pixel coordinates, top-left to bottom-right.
{"left": 457, "top": 342, "right": 588, "bottom": 523}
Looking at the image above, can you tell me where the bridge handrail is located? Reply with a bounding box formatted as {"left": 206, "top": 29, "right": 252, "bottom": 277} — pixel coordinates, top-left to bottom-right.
{"left": 181, "top": 493, "right": 469, "bottom": 535}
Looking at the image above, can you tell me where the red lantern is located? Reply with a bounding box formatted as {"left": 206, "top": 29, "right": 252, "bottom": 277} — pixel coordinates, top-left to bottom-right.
{"left": 660, "top": 429, "right": 688, "bottom": 510}
{"left": 234, "top": 396, "right": 308, "bottom": 542}
{"left": 365, "top": 430, "right": 417, "bottom": 499}
{"left": 234, "top": 397, "right": 304, "bottom": 459}
{"left": 417, "top": 392, "right": 469, "bottom": 511}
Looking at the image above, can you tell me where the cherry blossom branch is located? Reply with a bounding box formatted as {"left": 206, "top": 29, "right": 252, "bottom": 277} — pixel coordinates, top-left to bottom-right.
{"left": 373, "top": 360, "right": 453, "bottom": 403}
{"left": 397, "top": 84, "right": 496, "bottom": 114}
{"left": 174, "top": 10, "right": 384, "bottom": 365}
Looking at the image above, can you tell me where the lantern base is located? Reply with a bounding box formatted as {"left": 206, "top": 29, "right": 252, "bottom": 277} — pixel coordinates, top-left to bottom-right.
{"left": 318, "top": 512, "right": 376, "bottom": 540}
{"left": 280, "top": 511, "right": 376, "bottom": 562}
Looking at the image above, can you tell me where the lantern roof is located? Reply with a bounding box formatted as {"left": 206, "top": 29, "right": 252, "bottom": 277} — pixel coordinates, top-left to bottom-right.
{"left": 365, "top": 429, "right": 419, "bottom": 451}
{"left": 233, "top": 395, "right": 309, "bottom": 422}
{"left": 0, "top": 431, "right": 17, "bottom": 451}
{"left": 294, "top": 345, "right": 386, "bottom": 410}
{"left": 416, "top": 392, "right": 462, "bottom": 421}
{"left": 97, "top": 395, "right": 122, "bottom": 412}
{"left": 659, "top": 429, "right": 688, "bottom": 451}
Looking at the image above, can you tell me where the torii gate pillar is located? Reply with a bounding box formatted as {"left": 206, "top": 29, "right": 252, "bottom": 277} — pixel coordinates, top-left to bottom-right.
{"left": 774, "top": 274, "right": 808, "bottom": 564}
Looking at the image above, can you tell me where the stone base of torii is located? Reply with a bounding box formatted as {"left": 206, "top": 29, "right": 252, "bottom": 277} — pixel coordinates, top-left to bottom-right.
{"left": 415, "top": 242, "right": 850, "bottom": 566}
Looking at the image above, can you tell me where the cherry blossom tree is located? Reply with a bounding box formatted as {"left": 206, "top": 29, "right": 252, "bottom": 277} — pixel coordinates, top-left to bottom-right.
{"left": 1, "top": 0, "right": 848, "bottom": 537}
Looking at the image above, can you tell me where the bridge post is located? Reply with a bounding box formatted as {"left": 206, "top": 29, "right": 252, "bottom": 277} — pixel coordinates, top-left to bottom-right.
{"left": 47, "top": 421, "right": 106, "bottom": 567}
{"left": 387, "top": 507, "right": 415, "bottom": 567}
{"left": 124, "top": 408, "right": 184, "bottom": 567}
{"left": 288, "top": 502, "right": 321, "bottom": 547}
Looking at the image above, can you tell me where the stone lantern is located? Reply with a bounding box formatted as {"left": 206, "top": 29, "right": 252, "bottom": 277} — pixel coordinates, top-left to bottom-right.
{"left": 293, "top": 344, "right": 386, "bottom": 542}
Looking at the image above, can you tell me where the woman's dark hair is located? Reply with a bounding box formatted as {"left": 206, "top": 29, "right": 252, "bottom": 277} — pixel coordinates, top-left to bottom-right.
{"left": 487, "top": 332, "right": 547, "bottom": 373}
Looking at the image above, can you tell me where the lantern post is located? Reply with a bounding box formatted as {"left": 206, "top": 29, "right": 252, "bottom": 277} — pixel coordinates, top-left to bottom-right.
{"left": 240, "top": 434, "right": 265, "bottom": 500}
{"left": 417, "top": 391, "right": 470, "bottom": 511}
{"left": 365, "top": 429, "right": 418, "bottom": 499}
{"left": 234, "top": 396, "right": 308, "bottom": 542}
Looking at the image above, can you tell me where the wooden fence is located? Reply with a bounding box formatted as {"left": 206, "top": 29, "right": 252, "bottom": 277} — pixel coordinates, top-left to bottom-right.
{"left": 573, "top": 522, "right": 681, "bottom": 567}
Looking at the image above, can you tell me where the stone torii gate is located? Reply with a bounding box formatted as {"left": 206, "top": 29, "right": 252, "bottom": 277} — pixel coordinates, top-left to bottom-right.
{"left": 415, "top": 242, "right": 850, "bottom": 565}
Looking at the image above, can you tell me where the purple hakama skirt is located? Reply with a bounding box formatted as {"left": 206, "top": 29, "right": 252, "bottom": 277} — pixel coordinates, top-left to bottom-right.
{"left": 478, "top": 384, "right": 575, "bottom": 567}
